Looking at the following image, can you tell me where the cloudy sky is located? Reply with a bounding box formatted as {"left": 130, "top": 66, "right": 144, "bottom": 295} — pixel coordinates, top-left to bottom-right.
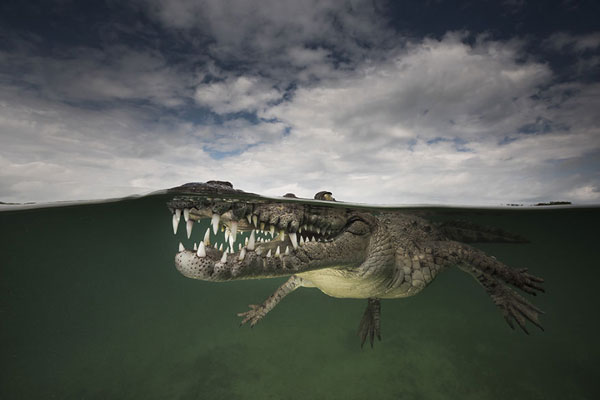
{"left": 1, "top": 0, "right": 599, "bottom": 205}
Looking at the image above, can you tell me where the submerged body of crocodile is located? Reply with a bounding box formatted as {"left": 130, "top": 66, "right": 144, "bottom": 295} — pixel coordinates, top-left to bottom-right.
{"left": 168, "top": 181, "right": 544, "bottom": 347}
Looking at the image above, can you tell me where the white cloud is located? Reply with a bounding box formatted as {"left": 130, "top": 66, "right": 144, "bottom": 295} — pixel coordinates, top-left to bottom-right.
{"left": 543, "top": 32, "right": 600, "bottom": 53}
{"left": 229, "top": 34, "right": 599, "bottom": 205}
{"left": 264, "top": 33, "right": 552, "bottom": 144}
{"left": 194, "top": 76, "right": 282, "bottom": 114}
{"left": 568, "top": 185, "right": 599, "bottom": 202}
{"left": 286, "top": 47, "right": 331, "bottom": 68}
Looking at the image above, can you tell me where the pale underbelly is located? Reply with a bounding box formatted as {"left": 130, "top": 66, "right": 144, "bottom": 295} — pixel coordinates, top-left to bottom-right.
{"left": 297, "top": 268, "right": 427, "bottom": 299}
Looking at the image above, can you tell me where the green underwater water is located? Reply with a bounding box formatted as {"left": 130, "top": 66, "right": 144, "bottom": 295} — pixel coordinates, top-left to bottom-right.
{"left": 1, "top": 194, "right": 599, "bottom": 399}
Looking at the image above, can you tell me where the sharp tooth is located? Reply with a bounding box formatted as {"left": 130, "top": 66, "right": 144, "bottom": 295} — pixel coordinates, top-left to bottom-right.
{"left": 311, "top": 236, "right": 316, "bottom": 242}
{"left": 197, "top": 241, "right": 206, "bottom": 257}
{"left": 299, "top": 236, "right": 305, "bottom": 245}
{"left": 193, "top": 243, "right": 197, "bottom": 250}
{"left": 231, "top": 221, "right": 238, "bottom": 243}
{"left": 172, "top": 214, "right": 179, "bottom": 234}
{"left": 248, "top": 230, "right": 256, "bottom": 250}
{"left": 285, "top": 246, "right": 290, "bottom": 255}
{"left": 298, "top": 226, "right": 303, "bottom": 233}
{"left": 175, "top": 209, "right": 182, "bottom": 220}
{"left": 220, "top": 250, "right": 228, "bottom": 263}
{"left": 214, "top": 243, "right": 219, "bottom": 249}
{"left": 252, "top": 215, "right": 258, "bottom": 227}
{"left": 229, "top": 235, "right": 235, "bottom": 248}
{"left": 269, "top": 225, "right": 275, "bottom": 236}
{"left": 266, "top": 249, "right": 272, "bottom": 258}
{"left": 279, "top": 230, "right": 285, "bottom": 241}
{"left": 183, "top": 208, "right": 190, "bottom": 222}
{"left": 275, "top": 246, "right": 280, "bottom": 256}
{"left": 239, "top": 247, "right": 246, "bottom": 260}
{"left": 219, "top": 243, "right": 223, "bottom": 251}
{"left": 224, "top": 229, "right": 230, "bottom": 242}
{"left": 203, "top": 229, "right": 210, "bottom": 245}
{"left": 186, "top": 220, "right": 194, "bottom": 238}
{"left": 211, "top": 214, "right": 220, "bottom": 234}
{"left": 316, "top": 227, "right": 320, "bottom": 234}
{"left": 246, "top": 214, "right": 252, "bottom": 224}
{"left": 260, "top": 222, "right": 265, "bottom": 230}
{"left": 289, "top": 232, "right": 298, "bottom": 249}
{"left": 244, "top": 237, "right": 249, "bottom": 245}
{"left": 178, "top": 242, "right": 184, "bottom": 252}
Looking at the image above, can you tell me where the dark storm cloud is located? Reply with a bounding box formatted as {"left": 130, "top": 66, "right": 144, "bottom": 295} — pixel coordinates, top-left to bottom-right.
{"left": 0, "top": 43, "right": 191, "bottom": 107}
{"left": 543, "top": 32, "right": 600, "bottom": 52}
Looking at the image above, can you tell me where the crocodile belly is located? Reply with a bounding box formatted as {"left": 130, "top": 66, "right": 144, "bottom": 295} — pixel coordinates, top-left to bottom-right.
{"left": 298, "top": 268, "right": 387, "bottom": 299}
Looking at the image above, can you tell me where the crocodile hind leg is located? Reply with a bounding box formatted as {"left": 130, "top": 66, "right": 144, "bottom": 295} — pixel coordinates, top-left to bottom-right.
{"left": 238, "top": 275, "right": 305, "bottom": 327}
{"left": 358, "top": 298, "right": 381, "bottom": 348}
{"left": 429, "top": 241, "right": 545, "bottom": 333}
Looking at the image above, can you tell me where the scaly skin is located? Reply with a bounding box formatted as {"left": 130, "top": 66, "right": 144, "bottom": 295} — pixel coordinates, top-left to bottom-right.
{"left": 168, "top": 181, "right": 545, "bottom": 347}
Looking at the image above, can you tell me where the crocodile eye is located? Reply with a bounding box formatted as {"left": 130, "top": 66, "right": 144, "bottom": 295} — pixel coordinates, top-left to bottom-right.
{"left": 346, "top": 220, "right": 370, "bottom": 235}
{"left": 323, "top": 193, "right": 333, "bottom": 201}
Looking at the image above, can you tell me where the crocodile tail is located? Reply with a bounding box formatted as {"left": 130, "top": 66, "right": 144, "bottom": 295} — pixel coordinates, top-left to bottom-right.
{"left": 437, "top": 220, "right": 529, "bottom": 243}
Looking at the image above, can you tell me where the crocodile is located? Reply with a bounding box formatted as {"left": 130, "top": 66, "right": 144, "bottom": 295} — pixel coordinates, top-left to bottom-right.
{"left": 167, "top": 181, "right": 545, "bottom": 347}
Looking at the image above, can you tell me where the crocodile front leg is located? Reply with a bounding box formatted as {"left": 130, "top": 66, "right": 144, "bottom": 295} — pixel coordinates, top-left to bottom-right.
{"left": 358, "top": 298, "right": 381, "bottom": 348}
{"left": 238, "top": 275, "right": 306, "bottom": 327}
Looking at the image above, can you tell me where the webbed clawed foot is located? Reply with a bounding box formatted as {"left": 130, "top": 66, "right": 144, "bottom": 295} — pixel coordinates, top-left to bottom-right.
{"left": 512, "top": 268, "right": 545, "bottom": 296}
{"left": 482, "top": 275, "right": 545, "bottom": 334}
{"left": 358, "top": 298, "right": 381, "bottom": 348}
{"left": 237, "top": 275, "right": 305, "bottom": 328}
{"left": 237, "top": 304, "right": 267, "bottom": 327}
